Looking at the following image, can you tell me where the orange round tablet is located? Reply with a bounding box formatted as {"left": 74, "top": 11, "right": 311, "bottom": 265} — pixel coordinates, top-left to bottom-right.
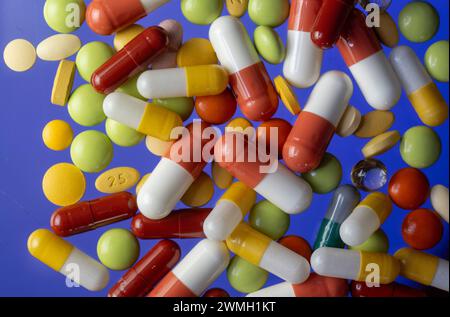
{"left": 279, "top": 235, "right": 312, "bottom": 263}
{"left": 257, "top": 118, "right": 292, "bottom": 156}
{"left": 195, "top": 88, "right": 237, "bottom": 125}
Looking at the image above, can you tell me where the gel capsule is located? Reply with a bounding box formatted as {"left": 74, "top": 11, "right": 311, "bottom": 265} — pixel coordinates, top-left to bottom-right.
{"left": 92, "top": 26, "right": 169, "bottom": 94}
{"left": 137, "top": 65, "right": 228, "bottom": 99}
{"left": 314, "top": 185, "right": 361, "bottom": 250}
{"left": 209, "top": 16, "right": 279, "bottom": 121}
{"left": 351, "top": 281, "right": 426, "bottom": 297}
{"left": 203, "top": 182, "right": 257, "bottom": 241}
{"left": 51, "top": 192, "right": 138, "bottom": 237}
{"left": 340, "top": 192, "right": 392, "bottom": 247}
{"left": 394, "top": 248, "right": 449, "bottom": 292}
{"left": 138, "top": 122, "right": 215, "bottom": 220}
{"left": 215, "top": 132, "right": 313, "bottom": 215}
{"left": 108, "top": 239, "right": 181, "bottom": 297}
{"left": 28, "top": 229, "right": 109, "bottom": 291}
{"left": 226, "top": 223, "right": 310, "bottom": 284}
{"left": 148, "top": 239, "right": 230, "bottom": 297}
{"left": 103, "top": 92, "right": 182, "bottom": 141}
{"left": 131, "top": 208, "right": 212, "bottom": 239}
{"left": 311, "top": 247, "right": 400, "bottom": 284}
{"left": 390, "top": 46, "right": 449, "bottom": 127}
{"left": 284, "top": 0, "right": 323, "bottom": 88}
{"left": 283, "top": 71, "right": 352, "bottom": 173}
{"left": 337, "top": 9, "right": 401, "bottom": 110}
{"left": 86, "top": 0, "right": 171, "bottom": 35}
{"left": 311, "top": 0, "right": 357, "bottom": 49}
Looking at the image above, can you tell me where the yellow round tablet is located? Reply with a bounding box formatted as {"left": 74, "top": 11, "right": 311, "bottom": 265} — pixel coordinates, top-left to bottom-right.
{"left": 135, "top": 173, "right": 151, "bottom": 195}
{"left": 274, "top": 75, "right": 301, "bottom": 115}
{"left": 114, "top": 24, "right": 144, "bottom": 51}
{"left": 3, "top": 39, "right": 37, "bottom": 72}
{"left": 212, "top": 161, "right": 234, "bottom": 190}
{"left": 145, "top": 135, "right": 174, "bottom": 156}
{"left": 177, "top": 38, "right": 218, "bottom": 67}
{"left": 42, "top": 120, "right": 74, "bottom": 151}
{"left": 181, "top": 172, "right": 214, "bottom": 207}
{"left": 362, "top": 131, "right": 401, "bottom": 158}
{"left": 95, "top": 167, "right": 140, "bottom": 194}
{"left": 226, "top": 117, "right": 255, "bottom": 138}
{"left": 42, "top": 163, "right": 86, "bottom": 206}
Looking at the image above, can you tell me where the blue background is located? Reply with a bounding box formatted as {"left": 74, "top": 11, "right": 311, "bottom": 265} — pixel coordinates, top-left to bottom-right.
{"left": 0, "top": 0, "right": 448, "bottom": 297}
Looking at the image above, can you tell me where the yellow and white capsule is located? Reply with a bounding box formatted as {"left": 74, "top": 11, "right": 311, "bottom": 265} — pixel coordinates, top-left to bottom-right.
{"left": 226, "top": 222, "right": 310, "bottom": 284}
{"left": 27, "top": 229, "right": 109, "bottom": 291}
{"left": 390, "top": 46, "right": 448, "bottom": 127}
{"left": 340, "top": 192, "right": 392, "bottom": 247}
{"left": 137, "top": 65, "right": 229, "bottom": 99}
{"left": 103, "top": 92, "right": 182, "bottom": 141}
{"left": 394, "top": 248, "right": 449, "bottom": 292}
{"left": 312, "top": 247, "right": 400, "bottom": 284}
{"left": 203, "top": 182, "right": 256, "bottom": 241}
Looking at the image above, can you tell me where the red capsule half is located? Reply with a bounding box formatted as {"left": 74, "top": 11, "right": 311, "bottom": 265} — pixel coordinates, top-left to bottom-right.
{"left": 351, "top": 281, "right": 426, "bottom": 297}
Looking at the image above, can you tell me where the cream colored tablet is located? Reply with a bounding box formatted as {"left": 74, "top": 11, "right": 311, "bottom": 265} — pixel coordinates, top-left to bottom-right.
{"left": 431, "top": 185, "right": 449, "bottom": 223}
{"left": 362, "top": 130, "right": 401, "bottom": 158}
{"left": 145, "top": 135, "right": 174, "bottom": 156}
{"left": 355, "top": 110, "right": 395, "bottom": 138}
{"left": 337, "top": 105, "right": 362, "bottom": 137}
{"left": 37, "top": 34, "right": 81, "bottom": 61}
{"left": 3, "top": 39, "right": 36, "bottom": 72}
{"left": 51, "top": 60, "right": 76, "bottom": 106}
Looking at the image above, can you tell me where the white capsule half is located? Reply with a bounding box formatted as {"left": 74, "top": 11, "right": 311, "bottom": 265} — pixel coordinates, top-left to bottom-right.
{"left": 339, "top": 206, "right": 381, "bottom": 247}
{"left": 103, "top": 92, "right": 146, "bottom": 130}
{"left": 311, "top": 247, "right": 361, "bottom": 280}
{"left": 203, "top": 200, "right": 243, "bottom": 241}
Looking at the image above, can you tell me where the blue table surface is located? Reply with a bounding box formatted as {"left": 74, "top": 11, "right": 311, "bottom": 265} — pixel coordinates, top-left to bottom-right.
{"left": 0, "top": 0, "right": 448, "bottom": 297}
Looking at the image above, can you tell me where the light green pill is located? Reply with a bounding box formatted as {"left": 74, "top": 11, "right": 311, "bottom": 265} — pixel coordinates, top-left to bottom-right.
{"left": 70, "top": 130, "right": 113, "bottom": 173}
{"left": 398, "top": 1, "right": 439, "bottom": 43}
{"left": 97, "top": 229, "right": 140, "bottom": 271}
{"left": 227, "top": 256, "right": 268, "bottom": 294}
{"left": 425, "top": 40, "right": 449, "bottom": 82}
{"left": 249, "top": 200, "right": 290, "bottom": 240}
{"left": 303, "top": 153, "right": 343, "bottom": 194}
{"left": 254, "top": 26, "right": 286, "bottom": 64}
{"left": 44, "top": 0, "right": 86, "bottom": 34}
{"left": 248, "top": 0, "right": 290, "bottom": 27}
{"left": 400, "top": 126, "right": 441, "bottom": 169}
{"left": 68, "top": 84, "right": 106, "bottom": 127}
{"left": 153, "top": 97, "right": 195, "bottom": 121}
{"left": 116, "top": 73, "right": 146, "bottom": 100}
{"left": 76, "top": 41, "right": 114, "bottom": 82}
{"left": 181, "top": 0, "right": 223, "bottom": 25}
{"left": 105, "top": 118, "right": 145, "bottom": 147}
{"left": 349, "top": 229, "right": 389, "bottom": 253}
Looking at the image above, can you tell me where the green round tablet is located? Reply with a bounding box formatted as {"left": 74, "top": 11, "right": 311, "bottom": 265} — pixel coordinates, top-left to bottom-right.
{"left": 76, "top": 41, "right": 114, "bottom": 82}
{"left": 181, "top": 0, "right": 223, "bottom": 25}
{"left": 400, "top": 126, "right": 441, "bottom": 169}
{"left": 248, "top": 0, "right": 290, "bottom": 27}
{"left": 44, "top": 0, "right": 86, "bottom": 34}
{"left": 68, "top": 84, "right": 106, "bottom": 127}
{"left": 303, "top": 153, "right": 343, "bottom": 194}
{"left": 398, "top": 1, "right": 439, "bottom": 43}
{"left": 227, "top": 256, "right": 268, "bottom": 294}
{"left": 153, "top": 97, "right": 195, "bottom": 121}
{"left": 349, "top": 229, "right": 389, "bottom": 253}
{"left": 70, "top": 130, "right": 113, "bottom": 173}
{"left": 116, "top": 73, "right": 146, "bottom": 100}
{"left": 425, "top": 40, "right": 449, "bottom": 82}
{"left": 105, "top": 118, "right": 144, "bottom": 147}
{"left": 249, "top": 200, "right": 290, "bottom": 240}
{"left": 97, "top": 229, "right": 140, "bottom": 271}
{"left": 254, "top": 26, "right": 286, "bottom": 65}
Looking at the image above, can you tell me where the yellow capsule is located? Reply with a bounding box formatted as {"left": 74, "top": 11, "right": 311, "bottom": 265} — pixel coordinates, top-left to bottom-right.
{"left": 181, "top": 172, "right": 215, "bottom": 207}
{"left": 358, "top": 251, "right": 400, "bottom": 284}
{"left": 212, "top": 161, "right": 234, "bottom": 189}
{"left": 177, "top": 38, "right": 218, "bottom": 67}
{"left": 409, "top": 83, "right": 449, "bottom": 127}
{"left": 360, "top": 192, "right": 392, "bottom": 223}
{"left": 95, "top": 167, "right": 140, "bottom": 194}
{"left": 219, "top": 182, "right": 256, "bottom": 217}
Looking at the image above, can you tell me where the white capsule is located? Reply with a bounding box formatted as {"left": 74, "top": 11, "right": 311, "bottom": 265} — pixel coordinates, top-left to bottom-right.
{"left": 311, "top": 247, "right": 361, "bottom": 280}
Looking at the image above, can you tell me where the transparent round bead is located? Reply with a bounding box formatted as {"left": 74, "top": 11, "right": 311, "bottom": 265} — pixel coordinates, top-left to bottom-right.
{"left": 351, "top": 159, "right": 388, "bottom": 192}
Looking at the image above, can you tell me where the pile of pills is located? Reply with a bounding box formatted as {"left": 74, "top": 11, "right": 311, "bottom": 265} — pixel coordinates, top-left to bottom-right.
{"left": 3, "top": 0, "right": 449, "bottom": 297}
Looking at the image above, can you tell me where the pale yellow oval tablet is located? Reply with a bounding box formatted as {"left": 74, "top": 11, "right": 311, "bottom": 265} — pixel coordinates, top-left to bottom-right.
{"left": 95, "top": 167, "right": 140, "bottom": 194}
{"left": 375, "top": 11, "right": 399, "bottom": 48}
{"left": 51, "top": 60, "right": 76, "bottom": 106}
{"left": 431, "top": 185, "right": 449, "bottom": 223}
{"left": 145, "top": 135, "right": 174, "bottom": 156}
{"left": 362, "top": 131, "right": 401, "bottom": 158}
{"left": 177, "top": 38, "right": 218, "bottom": 67}
{"left": 337, "top": 105, "right": 362, "bottom": 137}
{"left": 355, "top": 111, "right": 395, "bottom": 138}
{"left": 274, "top": 76, "right": 301, "bottom": 115}
{"left": 135, "top": 173, "right": 151, "bottom": 195}
{"left": 36, "top": 34, "right": 81, "bottom": 61}
{"left": 226, "top": 117, "right": 255, "bottom": 138}
{"left": 181, "top": 172, "right": 214, "bottom": 207}
{"left": 3, "top": 39, "right": 36, "bottom": 72}
{"left": 42, "top": 163, "right": 86, "bottom": 206}
{"left": 212, "top": 161, "right": 234, "bottom": 189}
{"left": 226, "top": 0, "right": 249, "bottom": 17}
{"left": 114, "top": 24, "right": 144, "bottom": 51}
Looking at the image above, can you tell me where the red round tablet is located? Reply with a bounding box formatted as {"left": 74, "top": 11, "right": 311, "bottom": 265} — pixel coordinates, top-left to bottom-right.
{"left": 203, "top": 288, "right": 230, "bottom": 297}
{"left": 388, "top": 168, "right": 430, "bottom": 210}
{"left": 402, "top": 209, "right": 443, "bottom": 250}
{"left": 195, "top": 88, "right": 237, "bottom": 125}
{"left": 257, "top": 118, "right": 292, "bottom": 156}
{"left": 278, "top": 235, "right": 313, "bottom": 263}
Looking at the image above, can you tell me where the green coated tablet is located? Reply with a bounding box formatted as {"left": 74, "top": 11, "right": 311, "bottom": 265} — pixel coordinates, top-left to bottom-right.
{"left": 249, "top": 200, "right": 290, "bottom": 240}
{"left": 68, "top": 84, "right": 106, "bottom": 127}
{"left": 105, "top": 118, "right": 145, "bottom": 147}
{"left": 44, "top": 0, "right": 86, "bottom": 33}
{"left": 181, "top": 0, "right": 223, "bottom": 25}
{"left": 248, "top": 0, "right": 290, "bottom": 27}
{"left": 227, "top": 256, "right": 268, "bottom": 293}
{"left": 75, "top": 41, "right": 114, "bottom": 82}
{"left": 398, "top": 1, "right": 439, "bottom": 43}
{"left": 400, "top": 126, "right": 441, "bottom": 168}
{"left": 70, "top": 130, "right": 113, "bottom": 173}
{"left": 425, "top": 40, "right": 449, "bottom": 82}
{"left": 303, "top": 153, "right": 343, "bottom": 194}
{"left": 254, "top": 26, "right": 286, "bottom": 65}
{"left": 97, "top": 229, "right": 140, "bottom": 271}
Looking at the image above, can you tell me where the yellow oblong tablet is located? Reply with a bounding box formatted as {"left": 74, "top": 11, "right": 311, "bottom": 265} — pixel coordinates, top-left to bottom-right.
{"left": 51, "top": 60, "right": 76, "bottom": 106}
{"left": 3, "top": 39, "right": 36, "bottom": 72}
{"left": 177, "top": 38, "right": 218, "bottom": 67}
{"left": 136, "top": 173, "right": 151, "bottom": 195}
{"left": 355, "top": 111, "right": 395, "bottom": 138}
{"left": 274, "top": 76, "right": 301, "bottom": 115}
{"left": 95, "top": 167, "right": 140, "bottom": 194}
{"left": 362, "top": 131, "right": 401, "bottom": 158}
{"left": 212, "top": 161, "right": 234, "bottom": 189}
{"left": 42, "top": 163, "right": 86, "bottom": 206}
{"left": 181, "top": 172, "right": 214, "bottom": 207}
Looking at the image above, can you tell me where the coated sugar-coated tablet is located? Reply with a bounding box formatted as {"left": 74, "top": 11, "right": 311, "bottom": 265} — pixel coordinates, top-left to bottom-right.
{"left": 44, "top": 0, "right": 86, "bottom": 33}
{"left": 106, "top": 118, "right": 144, "bottom": 147}
{"left": 36, "top": 34, "right": 81, "bottom": 61}
{"left": 349, "top": 229, "right": 389, "bottom": 253}
{"left": 115, "top": 73, "right": 146, "bottom": 101}
{"left": 76, "top": 41, "right": 114, "bottom": 82}
{"left": 400, "top": 126, "right": 441, "bottom": 168}
{"left": 195, "top": 88, "right": 237, "bottom": 124}
{"left": 97, "top": 229, "right": 140, "bottom": 271}
{"left": 303, "top": 153, "right": 342, "bottom": 194}
{"left": 355, "top": 111, "right": 395, "bottom": 138}
{"left": 95, "top": 167, "right": 140, "bottom": 194}
{"left": 42, "top": 120, "right": 74, "bottom": 151}
{"left": 177, "top": 38, "right": 218, "bottom": 67}
{"left": 113, "top": 24, "right": 144, "bottom": 51}
{"left": 42, "top": 163, "right": 86, "bottom": 206}
{"left": 227, "top": 256, "right": 268, "bottom": 294}
{"left": 51, "top": 60, "right": 76, "bottom": 106}
{"left": 226, "top": 0, "right": 248, "bottom": 17}
{"left": 181, "top": 172, "right": 214, "bottom": 207}
{"left": 425, "top": 41, "right": 449, "bottom": 83}
{"left": 249, "top": 200, "right": 290, "bottom": 240}
{"left": 248, "top": 0, "right": 289, "bottom": 27}
{"left": 257, "top": 118, "right": 292, "bottom": 156}
{"left": 388, "top": 167, "right": 430, "bottom": 210}
{"left": 254, "top": 26, "right": 286, "bottom": 65}
{"left": 336, "top": 105, "right": 362, "bottom": 137}
{"left": 70, "top": 130, "right": 113, "bottom": 173}
{"left": 68, "top": 84, "right": 106, "bottom": 127}
{"left": 279, "top": 235, "right": 312, "bottom": 263}
{"left": 398, "top": 1, "right": 439, "bottom": 43}
{"left": 211, "top": 161, "right": 234, "bottom": 189}
{"left": 402, "top": 209, "right": 443, "bottom": 250}
{"left": 3, "top": 39, "right": 36, "bottom": 72}
{"left": 181, "top": 0, "right": 223, "bottom": 25}
{"left": 153, "top": 98, "right": 195, "bottom": 121}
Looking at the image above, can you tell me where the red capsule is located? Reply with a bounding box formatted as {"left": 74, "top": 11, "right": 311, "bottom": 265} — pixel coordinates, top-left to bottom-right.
{"left": 91, "top": 26, "right": 169, "bottom": 94}
{"left": 50, "top": 192, "right": 137, "bottom": 237}
{"left": 203, "top": 288, "right": 230, "bottom": 298}
{"left": 351, "top": 281, "right": 426, "bottom": 297}
{"left": 108, "top": 239, "right": 181, "bottom": 297}
{"left": 131, "top": 208, "right": 212, "bottom": 239}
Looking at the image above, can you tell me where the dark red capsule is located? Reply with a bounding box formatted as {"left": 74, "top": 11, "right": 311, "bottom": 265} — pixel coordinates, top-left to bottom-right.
{"left": 351, "top": 281, "right": 426, "bottom": 297}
